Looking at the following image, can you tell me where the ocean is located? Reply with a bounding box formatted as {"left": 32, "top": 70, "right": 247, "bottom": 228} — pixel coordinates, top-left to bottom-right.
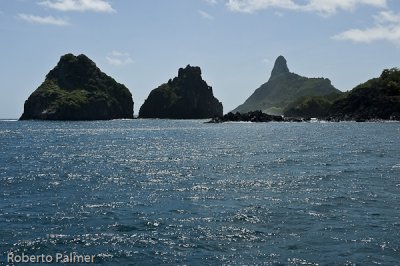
{"left": 0, "top": 120, "right": 399, "bottom": 265}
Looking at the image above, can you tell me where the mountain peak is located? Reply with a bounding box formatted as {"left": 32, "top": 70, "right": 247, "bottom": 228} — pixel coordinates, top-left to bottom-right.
{"left": 271, "top": 55, "right": 289, "bottom": 77}
{"left": 232, "top": 55, "right": 340, "bottom": 115}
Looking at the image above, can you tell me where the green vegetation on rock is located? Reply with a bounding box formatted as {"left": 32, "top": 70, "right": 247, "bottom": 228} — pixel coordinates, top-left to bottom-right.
{"left": 285, "top": 68, "right": 400, "bottom": 121}
{"left": 328, "top": 68, "right": 400, "bottom": 121}
{"left": 232, "top": 56, "right": 342, "bottom": 115}
{"left": 19, "top": 53, "right": 399, "bottom": 122}
{"left": 20, "top": 54, "right": 134, "bottom": 120}
{"left": 139, "top": 65, "right": 223, "bottom": 119}
{"left": 283, "top": 92, "right": 343, "bottom": 118}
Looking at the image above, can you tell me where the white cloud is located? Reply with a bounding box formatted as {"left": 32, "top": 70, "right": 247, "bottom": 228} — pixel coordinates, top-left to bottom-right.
{"left": 333, "top": 11, "right": 400, "bottom": 45}
{"left": 199, "top": 10, "right": 214, "bottom": 20}
{"left": 106, "top": 51, "right": 134, "bottom": 66}
{"left": 18, "top": 13, "right": 69, "bottom": 26}
{"left": 262, "top": 58, "right": 271, "bottom": 64}
{"left": 226, "top": 0, "right": 298, "bottom": 13}
{"left": 303, "top": 0, "right": 387, "bottom": 15}
{"left": 226, "top": 0, "right": 387, "bottom": 15}
{"left": 38, "top": 0, "right": 115, "bottom": 13}
{"left": 374, "top": 10, "right": 400, "bottom": 24}
{"left": 204, "top": 0, "right": 218, "bottom": 5}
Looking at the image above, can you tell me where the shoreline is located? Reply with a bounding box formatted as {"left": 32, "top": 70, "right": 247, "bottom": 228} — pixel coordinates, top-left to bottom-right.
{"left": 206, "top": 111, "right": 400, "bottom": 124}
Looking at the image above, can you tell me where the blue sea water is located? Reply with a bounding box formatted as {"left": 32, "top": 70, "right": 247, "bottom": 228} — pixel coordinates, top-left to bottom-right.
{"left": 0, "top": 119, "right": 399, "bottom": 265}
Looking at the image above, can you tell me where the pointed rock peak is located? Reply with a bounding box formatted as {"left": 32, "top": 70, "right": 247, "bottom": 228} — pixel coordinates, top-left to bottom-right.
{"left": 271, "top": 55, "right": 289, "bottom": 77}
{"left": 178, "top": 64, "right": 202, "bottom": 78}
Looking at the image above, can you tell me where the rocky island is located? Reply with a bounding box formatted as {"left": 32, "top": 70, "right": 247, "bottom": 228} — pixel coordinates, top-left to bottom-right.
{"left": 281, "top": 68, "right": 400, "bottom": 121}
{"left": 327, "top": 68, "right": 400, "bottom": 121}
{"left": 225, "top": 57, "right": 399, "bottom": 122}
{"left": 20, "top": 53, "right": 134, "bottom": 120}
{"left": 232, "top": 56, "right": 342, "bottom": 115}
{"left": 139, "top": 65, "right": 223, "bottom": 119}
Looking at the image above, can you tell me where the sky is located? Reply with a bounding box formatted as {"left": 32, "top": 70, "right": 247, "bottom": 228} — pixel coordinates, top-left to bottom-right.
{"left": 1, "top": 0, "right": 400, "bottom": 118}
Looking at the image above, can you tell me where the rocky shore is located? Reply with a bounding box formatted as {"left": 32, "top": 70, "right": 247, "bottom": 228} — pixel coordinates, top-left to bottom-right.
{"left": 207, "top": 111, "right": 305, "bottom": 123}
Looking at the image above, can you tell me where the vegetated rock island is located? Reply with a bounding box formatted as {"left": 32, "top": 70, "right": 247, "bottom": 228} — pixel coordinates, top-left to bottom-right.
{"left": 19, "top": 53, "right": 399, "bottom": 122}
{"left": 232, "top": 55, "right": 342, "bottom": 116}
{"left": 139, "top": 65, "right": 223, "bottom": 119}
{"left": 327, "top": 68, "right": 400, "bottom": 121}
{"left": 210, "top": 57, "right": 400, "bottom": 123}
{"left": 20, "top": 53, "right": 134, "bottom": 120}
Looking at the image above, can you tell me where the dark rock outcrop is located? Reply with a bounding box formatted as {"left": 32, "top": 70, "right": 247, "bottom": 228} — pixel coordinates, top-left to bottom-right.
{"left": 20, "top": 53, "right": 134, "bottom": 120}
{"left": 208, "top": 111, "right": 283, "bottom": 123}
{"left": 232, "top": 56, "right": 342, "bottom": 115}
{"left": 207, "top": 110, "right": 304, "bottom": 123}
{"left": 139, "top": 65, "right": 223, "bottom": 119}
{"left": 328, "top": 68, "right": 400, "bottom": 121}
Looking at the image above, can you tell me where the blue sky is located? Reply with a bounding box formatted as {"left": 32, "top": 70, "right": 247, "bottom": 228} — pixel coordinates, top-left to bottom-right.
{"left": 1, "top": 0, "right": 399, "bottom": 118}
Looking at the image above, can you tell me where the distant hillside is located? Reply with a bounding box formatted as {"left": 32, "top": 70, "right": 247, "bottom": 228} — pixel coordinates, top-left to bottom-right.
{"left": 283, "top": 92, "right": 343, "bottom": 119}
{"left": 232, "top": 56, "right": 341, "bottom": 115}
{"left": 20, "top": 54, "right": 134, "bottom": 120}
{"left": 328, "top": 68, "right": 400, "bottom": 121}
{"left": 139, "top": 65, "right": 223, "bottom": 119}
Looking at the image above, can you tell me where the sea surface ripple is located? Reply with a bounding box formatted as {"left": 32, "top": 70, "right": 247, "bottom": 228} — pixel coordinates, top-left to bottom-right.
{"left": 0, "top": 120, "right": 399, "bottom": 265}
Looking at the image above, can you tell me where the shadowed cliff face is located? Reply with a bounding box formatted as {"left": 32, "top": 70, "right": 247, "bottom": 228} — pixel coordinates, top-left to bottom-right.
{"left": 20, "top": 54, "right": 134, "bottom": 120}
{"left": 232, "top": 56, "right": 341, "bottom": 115}
{"left": 139, "top": 65, "right": 223, "bottom": 119}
